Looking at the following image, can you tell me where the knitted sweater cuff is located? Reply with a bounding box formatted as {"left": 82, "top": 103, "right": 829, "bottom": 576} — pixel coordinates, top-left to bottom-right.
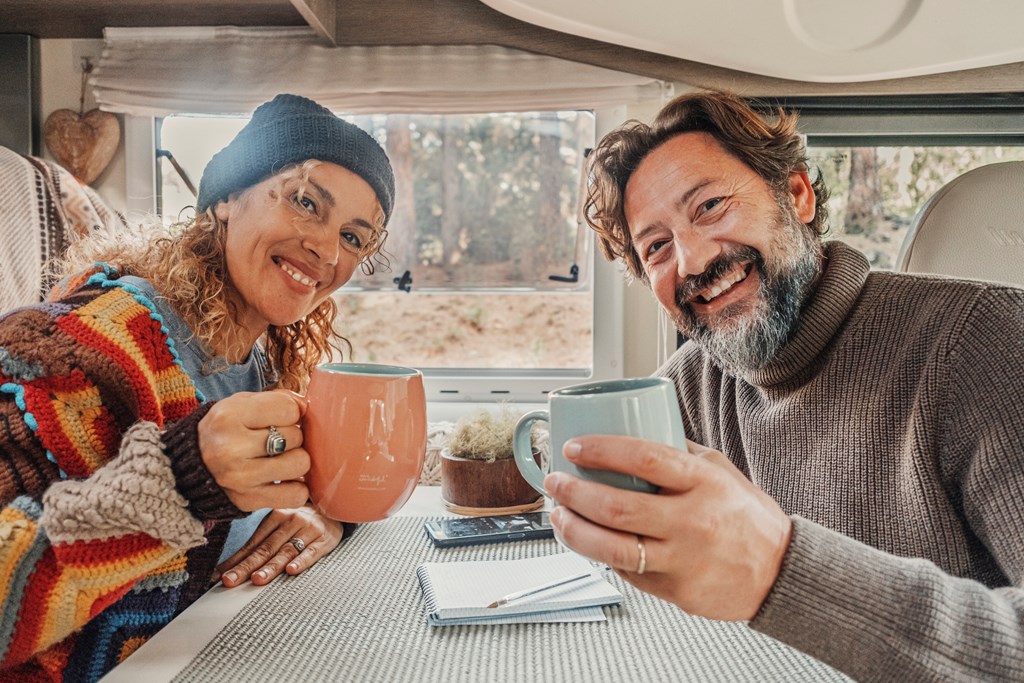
{"left": 42, "top": 421, "right": 206, "bottom": 552}
{"left": 749, "top": 516, "right": 957, "bottom": 680}
{"left": 163, "top": 402, "right": 245, "bottom": 522}
{"left": 748, "top": 517, "right": 885, "bottom": 681}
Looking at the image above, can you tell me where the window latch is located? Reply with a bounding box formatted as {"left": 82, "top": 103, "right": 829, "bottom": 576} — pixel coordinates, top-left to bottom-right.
{"left": 156, "top": 148, "right": 197, "bottom": 197}
{"left": 548, "top": 149, "right": 591, "bottom": 286}
{"left": 393, "top": 269, "right": 413, "bottom": 292}
{"left": 548, "top": 264, "right": 579, "bottom": 283}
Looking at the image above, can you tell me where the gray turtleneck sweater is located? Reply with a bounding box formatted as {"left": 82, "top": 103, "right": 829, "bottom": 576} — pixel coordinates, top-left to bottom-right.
{"left": 657, "top": 241, "right": 1024, "bottom": 682}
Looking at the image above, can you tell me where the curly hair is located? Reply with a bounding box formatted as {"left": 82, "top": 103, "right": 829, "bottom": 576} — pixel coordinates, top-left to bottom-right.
{"left": 58, "top": 161, "right": 389, "bottom": 392}
{"left": 584, "top": 90, "right": 830, "bottom": 283}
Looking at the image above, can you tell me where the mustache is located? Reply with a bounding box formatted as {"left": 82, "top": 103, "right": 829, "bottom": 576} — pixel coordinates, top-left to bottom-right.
{"left": 674, "top": 246, "right": 762, "bottom": 306}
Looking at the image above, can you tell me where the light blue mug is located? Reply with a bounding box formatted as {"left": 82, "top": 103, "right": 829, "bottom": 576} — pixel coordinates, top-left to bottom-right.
{"left": 512, "top": 376, "right": 687, "bottom": 496}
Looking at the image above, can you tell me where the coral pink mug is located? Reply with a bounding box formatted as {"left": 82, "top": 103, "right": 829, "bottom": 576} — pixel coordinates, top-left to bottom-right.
{"left": 304, "top": 363, "right": 427, "bottom": 522}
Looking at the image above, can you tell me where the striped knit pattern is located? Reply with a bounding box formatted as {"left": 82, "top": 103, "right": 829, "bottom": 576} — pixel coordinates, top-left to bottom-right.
{"left": 0, "top": 267, "right": 242, "bottom": 682}
{"left": 0, "top": 147, "right": 120, "bottom": 312}
{"left": 659, "top": 241, "right": 1024, "bottom": 681}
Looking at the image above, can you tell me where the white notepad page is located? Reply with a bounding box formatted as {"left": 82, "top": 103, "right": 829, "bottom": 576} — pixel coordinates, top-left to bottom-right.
{"left": 416, "top": 552, "right": 622, "bottom": 626}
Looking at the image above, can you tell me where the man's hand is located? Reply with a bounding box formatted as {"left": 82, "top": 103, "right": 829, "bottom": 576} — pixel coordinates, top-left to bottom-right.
{"left": 545, "top": 436, "right": 792, "bottom": 621}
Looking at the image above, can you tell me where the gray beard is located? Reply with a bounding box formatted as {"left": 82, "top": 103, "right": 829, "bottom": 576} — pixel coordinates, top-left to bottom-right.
{"left": 672, "top": 210, "right": 822, "bottom": 375}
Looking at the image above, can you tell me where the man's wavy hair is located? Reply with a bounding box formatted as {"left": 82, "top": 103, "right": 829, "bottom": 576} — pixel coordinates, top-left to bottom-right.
{"left": 584, "top": 90, "right": 830, "bottom": 284}
{"left": 59, "top": 161, "right": 389, "bottom": 392}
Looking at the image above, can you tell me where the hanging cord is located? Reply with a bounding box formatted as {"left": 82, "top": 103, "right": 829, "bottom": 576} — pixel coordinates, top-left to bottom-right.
{"left": 78, "top": 58, "right": 93, "bottom": 116}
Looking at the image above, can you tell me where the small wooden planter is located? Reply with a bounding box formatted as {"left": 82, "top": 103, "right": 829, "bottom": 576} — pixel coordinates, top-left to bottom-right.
{"left": 440, "top": 448, "right": 543, "bottom": 516}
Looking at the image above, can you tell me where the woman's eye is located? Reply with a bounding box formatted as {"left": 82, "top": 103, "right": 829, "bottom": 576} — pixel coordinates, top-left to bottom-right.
{"left": 295, "top": 194, "right": 317, "bottom": 213}
{"left": 341, "top": 230, "right": 363, "bottom": 249}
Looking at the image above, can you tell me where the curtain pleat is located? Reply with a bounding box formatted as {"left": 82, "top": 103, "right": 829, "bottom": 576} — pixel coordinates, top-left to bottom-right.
{"left": 91, "top": 27, "right": 671, "bottom": 116}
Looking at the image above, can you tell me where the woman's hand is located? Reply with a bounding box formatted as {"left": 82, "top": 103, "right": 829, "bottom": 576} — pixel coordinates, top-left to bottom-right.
{"left": 198, "top": 389, "right": 310, "bottom": 511}
{"left": 544, "top": 436, "right": 792, "bottom": 622}
{"left": 214, "top": 506, "right": 345, "bottom": 587}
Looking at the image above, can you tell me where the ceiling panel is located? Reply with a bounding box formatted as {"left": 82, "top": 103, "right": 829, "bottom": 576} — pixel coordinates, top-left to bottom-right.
{"left": 3, "top": 0, "right": 1023, "bottom": 94}
{"left": 478, "top": 0, "right": 1024, "bottom": 83}
{"left": 0, "top": 0, "right": 306, "bottom": 39}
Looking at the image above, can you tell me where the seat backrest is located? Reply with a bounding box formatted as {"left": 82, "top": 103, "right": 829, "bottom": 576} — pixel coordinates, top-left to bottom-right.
{"left": 896, "top": 161, "right": 1024, "bottom": 287}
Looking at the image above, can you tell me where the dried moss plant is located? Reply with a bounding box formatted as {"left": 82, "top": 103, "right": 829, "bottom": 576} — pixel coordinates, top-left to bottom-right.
{"left": 446, "top": 405, "right": 535, "bottom": 462}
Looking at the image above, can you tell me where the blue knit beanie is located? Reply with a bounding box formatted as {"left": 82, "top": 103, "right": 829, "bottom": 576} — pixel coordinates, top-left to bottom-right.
{"left": 195, "top": 94, "right": 395, "bottom": 224}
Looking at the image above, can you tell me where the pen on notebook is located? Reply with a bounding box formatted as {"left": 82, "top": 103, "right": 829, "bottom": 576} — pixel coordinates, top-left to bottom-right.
{"left": 487, "top": 570, "right": 594, "bottom": 608}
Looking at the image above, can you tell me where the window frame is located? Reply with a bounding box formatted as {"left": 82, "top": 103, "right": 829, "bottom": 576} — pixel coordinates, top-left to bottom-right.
{"left": 127, "top": 107, "right": 627, "bottom": 404}
{"left": 776, "top": 94, "right": 1024, "bottom": 145}
{"left": 783, "top": 95, "right": 1024, "bottom": 273}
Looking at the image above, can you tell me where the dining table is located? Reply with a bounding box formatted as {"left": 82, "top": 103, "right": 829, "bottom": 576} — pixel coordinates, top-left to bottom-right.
{"left": 101, "top": 485, "right": 851, "bottom": 682}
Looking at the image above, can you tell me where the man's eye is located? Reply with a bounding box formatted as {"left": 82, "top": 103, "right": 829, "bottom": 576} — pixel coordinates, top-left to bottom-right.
{"left": 341, "top": 230, "right": 363, "bottom": 249}
{"left": 645, "top": 239, "right": 668, "bottom": 259}
{"left": 700, "top": 197, "right": 723, "bottom": 214}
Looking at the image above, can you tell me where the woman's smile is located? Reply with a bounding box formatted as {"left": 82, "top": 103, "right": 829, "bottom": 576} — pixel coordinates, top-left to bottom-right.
{"left": 273, "top": 256, "right": 321, "bottom": 291}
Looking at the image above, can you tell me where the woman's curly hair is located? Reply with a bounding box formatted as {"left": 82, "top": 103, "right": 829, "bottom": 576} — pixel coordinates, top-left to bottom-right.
{"left": 58, "top": 161, "right": 389, "bottom": 392}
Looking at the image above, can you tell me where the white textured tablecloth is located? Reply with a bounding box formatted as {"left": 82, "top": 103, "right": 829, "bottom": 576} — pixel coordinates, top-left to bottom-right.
{"left": 172, "top": 516, "right": 851, "bottom": 683}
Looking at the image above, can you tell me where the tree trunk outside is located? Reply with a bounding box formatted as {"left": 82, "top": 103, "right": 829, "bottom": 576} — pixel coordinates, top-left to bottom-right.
{"left": 440, "top": 119, "right": 464, "bottom": 273}
{"left": 845, "top": 147, "right": 883, "bottom": 235}
{"left": 384, "top": 115, "right": 418, "bottom": 275}
{"left": 510, "top": 115, "right": 560, "bottom": 281}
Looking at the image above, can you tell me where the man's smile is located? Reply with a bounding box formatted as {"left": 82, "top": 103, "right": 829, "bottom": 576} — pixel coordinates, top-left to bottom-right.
{"left": 692, "top": 261, "right": 753, "bottom": 304}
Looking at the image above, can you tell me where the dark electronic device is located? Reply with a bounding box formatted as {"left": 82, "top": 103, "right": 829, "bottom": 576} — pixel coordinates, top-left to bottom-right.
{"left": 424, "top": 512, "right": 553, "bottom": 547}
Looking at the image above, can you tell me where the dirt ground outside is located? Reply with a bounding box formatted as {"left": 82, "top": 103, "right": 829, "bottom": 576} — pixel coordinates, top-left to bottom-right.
{"left": 333, "top": 291, "right": 593, "bottom": 369}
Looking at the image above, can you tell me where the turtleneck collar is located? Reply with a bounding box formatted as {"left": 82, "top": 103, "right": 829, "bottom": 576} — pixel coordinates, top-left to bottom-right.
{"left": 733, "top": 240, "right": 870, "bottom": 388}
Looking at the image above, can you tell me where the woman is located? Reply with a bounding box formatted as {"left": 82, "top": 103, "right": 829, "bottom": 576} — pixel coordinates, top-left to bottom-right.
{"left": 0, "top": 93, "right": 395, "bottom": 681}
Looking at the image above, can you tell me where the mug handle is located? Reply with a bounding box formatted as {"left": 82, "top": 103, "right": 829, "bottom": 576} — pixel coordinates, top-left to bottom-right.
{"left": 513, "top": 410, "right": 549, "bottom": 496}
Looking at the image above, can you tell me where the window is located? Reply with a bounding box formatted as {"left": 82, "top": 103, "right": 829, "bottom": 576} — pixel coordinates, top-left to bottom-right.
{"left": 808, "top": 144, "right": 1024, "bottom": 269}
{"left": 783, "top": 95, "right": 1024, "bottom": 269}
{"left": 159, "top": 110, "right": 617, "bottom": 402}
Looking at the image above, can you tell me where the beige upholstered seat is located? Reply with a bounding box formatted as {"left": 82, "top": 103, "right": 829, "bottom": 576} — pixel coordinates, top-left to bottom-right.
{"left": 896, "top": 161, "right": 1024, "bottom": 286}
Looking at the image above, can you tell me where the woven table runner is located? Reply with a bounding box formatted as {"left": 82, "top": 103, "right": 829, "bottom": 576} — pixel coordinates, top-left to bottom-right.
{"left": 173, "top": 516, "right": 850, "bottom": 682}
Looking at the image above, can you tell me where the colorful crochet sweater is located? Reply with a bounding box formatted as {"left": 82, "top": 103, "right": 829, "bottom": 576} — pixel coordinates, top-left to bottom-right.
{"left": 0, "top": 265, "right": 246, "bottom": 682}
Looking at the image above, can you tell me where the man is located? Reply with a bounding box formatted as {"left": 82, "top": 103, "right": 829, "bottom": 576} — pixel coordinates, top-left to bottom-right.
{"left": 545, "top": 90, "right": 1024, "bottom": 681}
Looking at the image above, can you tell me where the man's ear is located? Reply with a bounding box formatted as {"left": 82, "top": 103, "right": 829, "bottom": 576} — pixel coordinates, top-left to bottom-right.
{"left": 787, "top": 170, "right": 816, "bottom": 224}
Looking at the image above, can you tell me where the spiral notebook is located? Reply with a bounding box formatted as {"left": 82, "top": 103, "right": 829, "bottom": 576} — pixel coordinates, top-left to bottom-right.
{"left": 415, "top": 552, "right": 622, "bottom": 626}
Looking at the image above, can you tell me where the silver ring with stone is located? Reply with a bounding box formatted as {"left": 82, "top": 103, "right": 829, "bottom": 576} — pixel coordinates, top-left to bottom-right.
{"left": 288, "top": 537, "right": 306, "bottom": 553}
{"left": 265, "top": 425, "right": 287, "bottom": 456}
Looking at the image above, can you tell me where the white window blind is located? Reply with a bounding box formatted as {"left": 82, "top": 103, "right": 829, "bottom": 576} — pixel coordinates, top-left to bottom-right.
{"left": 90, "top": 27, "right": 671, "bottom": 117}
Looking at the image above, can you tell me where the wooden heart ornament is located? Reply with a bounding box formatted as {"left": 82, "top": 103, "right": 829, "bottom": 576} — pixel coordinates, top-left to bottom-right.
{"left": 43, "top": 108, "right": 120, "bottom": 185}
